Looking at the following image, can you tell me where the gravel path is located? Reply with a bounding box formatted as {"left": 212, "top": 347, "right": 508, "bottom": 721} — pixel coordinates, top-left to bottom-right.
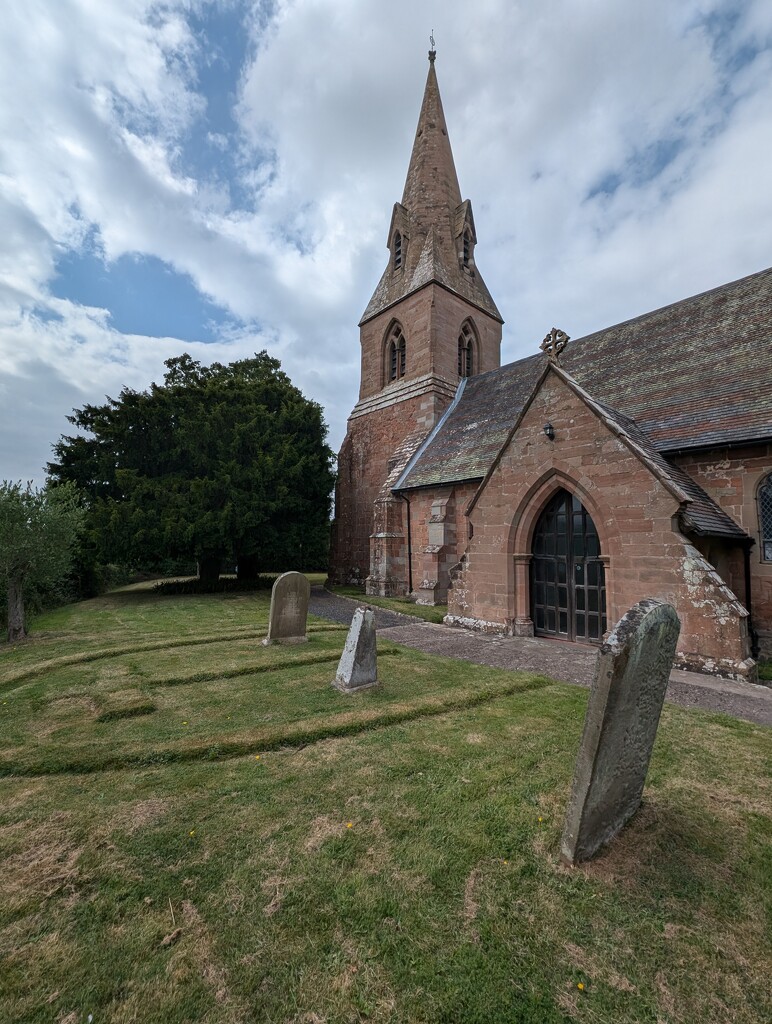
{"left": 309, "top": 587, "right": 772, "bottom": 727}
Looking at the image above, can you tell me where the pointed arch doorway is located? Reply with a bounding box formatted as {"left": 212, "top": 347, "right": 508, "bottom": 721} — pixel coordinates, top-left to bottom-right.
{"left": 530, "top": 489, "right": 607, "bottom": 643}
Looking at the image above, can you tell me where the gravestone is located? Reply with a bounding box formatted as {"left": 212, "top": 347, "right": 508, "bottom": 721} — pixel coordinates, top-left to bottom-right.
{"left": 332, "top": 606, "right": 378, "bottom": 693}
{"left": 262, "top": 571, "right": 311, "bottom": 646}
{"left": 560, "top": 598, "right": 680, "bottom": 865}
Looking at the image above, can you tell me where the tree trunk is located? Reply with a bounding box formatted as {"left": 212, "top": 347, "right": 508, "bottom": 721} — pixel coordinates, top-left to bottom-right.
{"left": 197, "top": 554, "right": 221, "bottom": 587}
{"left": 7, "top": 577, "right": 27, "bottom": 643}
{"left": 236, "top": 553, "right": 260, "bottom": 582}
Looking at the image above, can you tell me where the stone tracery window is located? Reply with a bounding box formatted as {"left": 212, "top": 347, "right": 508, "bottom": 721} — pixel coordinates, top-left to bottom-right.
{"left": 759, "top": 473, "right": 772, "bottom": 561}
{"left": 458, "top": 321, "right": 475, "bottom": 378}
{"left": 386, "top": 324, "right": 406, "bottom": 383}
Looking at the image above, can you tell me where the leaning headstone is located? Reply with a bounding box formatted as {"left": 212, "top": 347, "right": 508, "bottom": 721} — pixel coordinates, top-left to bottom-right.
{"left": 332, "top": 606, "right": 378, "bottom": 693}
{"left": 262, "top": 571, "right": 311, "bottom": 646}
{"left": 560, "top": 598, "right": 680, "bottom": 865}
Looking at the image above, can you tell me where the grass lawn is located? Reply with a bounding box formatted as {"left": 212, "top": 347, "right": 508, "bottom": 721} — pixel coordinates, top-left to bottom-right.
{"left": 0, "top": 585, "right": 770, "bottom": 1023}
{"left": 330, "top": 586, "right": 447, "bottom": 624}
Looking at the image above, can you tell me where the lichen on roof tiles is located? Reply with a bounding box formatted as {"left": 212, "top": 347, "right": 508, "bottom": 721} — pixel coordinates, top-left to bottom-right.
{"left": 400, "top": 267, "right": 772, "bottom": 519}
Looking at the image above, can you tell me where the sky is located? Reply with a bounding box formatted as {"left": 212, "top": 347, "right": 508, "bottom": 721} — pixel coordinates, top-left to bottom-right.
{"left": 1, "top": 0, "right": 771, "bottom": 485}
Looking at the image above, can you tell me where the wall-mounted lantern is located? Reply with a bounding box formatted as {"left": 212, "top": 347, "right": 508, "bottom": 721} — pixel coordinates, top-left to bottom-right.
{"left": 543, "top": 422, "right": 555, "bottom": 441}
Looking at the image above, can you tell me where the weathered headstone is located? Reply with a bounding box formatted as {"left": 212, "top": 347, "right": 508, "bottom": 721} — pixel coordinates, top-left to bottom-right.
{"left": 332, "top": 606, "right": 378, "bottom": 692}
{"left": 262, "top": 571, "right": 311, "bottom": 646}
{"left": 560, "top": 598, "right": 680, "bottom": 865}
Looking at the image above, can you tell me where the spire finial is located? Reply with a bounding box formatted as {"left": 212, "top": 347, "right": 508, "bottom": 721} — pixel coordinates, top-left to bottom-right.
{"left": 429, "top": 30, "right": 436, "bottom": 63}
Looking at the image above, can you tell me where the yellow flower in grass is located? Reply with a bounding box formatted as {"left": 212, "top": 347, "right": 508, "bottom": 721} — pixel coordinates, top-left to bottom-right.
{"left": 538, "top": 816, "right": 543, "bottom": 823}
{"left": 189, "top": 830, "right": 196, "bottom": 836}
{"left": 346, "top": 822, "right": 353, "bottom": 828}
{"left": 255, "top": 755, "right": 261, "bottom": 760}
{"left": 577, "top": 982, "right": 585, "bottom": 992}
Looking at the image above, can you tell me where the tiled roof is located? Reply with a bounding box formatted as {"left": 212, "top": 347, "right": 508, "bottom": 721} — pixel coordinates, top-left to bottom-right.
{"left": 399, "top": 267, "right": 771, "bottom": 538}
{"left": 562, "top": 266, "right": 772, "bottom": 451}
{"left": 396, "top": 354, "right": 546, "bottom": 489}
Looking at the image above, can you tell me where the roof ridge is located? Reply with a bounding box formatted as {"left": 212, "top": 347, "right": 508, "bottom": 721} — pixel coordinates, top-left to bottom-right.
{"left": 571, "top": 265, "right": 772, "bottom": 347}
{"left": 394, "top": 268, "right": 772, "bottom": 492}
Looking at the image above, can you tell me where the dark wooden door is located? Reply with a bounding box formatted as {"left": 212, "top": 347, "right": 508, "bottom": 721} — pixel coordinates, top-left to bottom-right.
{"left": 530, "top": 490, "right": 607, "bottom": 643}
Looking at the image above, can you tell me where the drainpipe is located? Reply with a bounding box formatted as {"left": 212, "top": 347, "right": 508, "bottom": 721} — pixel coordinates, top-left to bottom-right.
{"left": 744, "top": 542, "right": 760, "bottom": 660}
{"left": 396, "top": 491, "right": 413, "bottom": 594}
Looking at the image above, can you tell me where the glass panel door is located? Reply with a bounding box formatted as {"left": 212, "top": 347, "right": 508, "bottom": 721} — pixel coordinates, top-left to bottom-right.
{"left": 530, "top": 490, "right": 606, "bottom": 644}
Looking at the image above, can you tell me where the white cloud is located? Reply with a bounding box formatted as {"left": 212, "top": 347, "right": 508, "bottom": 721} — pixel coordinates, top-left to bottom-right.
{"left": 0, "top": 0, "right": 771, "bottom": 484}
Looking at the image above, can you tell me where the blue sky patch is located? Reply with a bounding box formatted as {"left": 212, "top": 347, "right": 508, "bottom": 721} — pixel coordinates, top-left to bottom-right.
{"left": 51, "top": 246, "right": 235, "bottom": 342}
{"left": 173, "top": 0, "right": 278, "bottom": 210}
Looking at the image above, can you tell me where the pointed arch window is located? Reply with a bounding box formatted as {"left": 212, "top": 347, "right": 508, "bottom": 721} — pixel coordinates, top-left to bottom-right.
{"left": 458, "top": 321, "right": 475, "bottom": 378}
{"left": 393, "top": 231, "right": 403, "bottom": 270}
{"left": 759, "top": 474, "right": 772, "bottom": 561}
{"left": 386, "top": 324, "right": 407, "bottom": 383}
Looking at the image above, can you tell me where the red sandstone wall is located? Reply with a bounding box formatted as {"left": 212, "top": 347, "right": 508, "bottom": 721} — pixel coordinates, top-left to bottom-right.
{"left": 407, "top": 481, "right": 479, "bottom": 601}
{"left": 330, "top": 400, "right": 420, "bottom": 584}
{"left": 359, "top": 284, "right": 501, "bottom": 400}
{"left": 332, "top": 280, "right": 502, "bottom": 589}
{"left": 675, "top": 446, "right": 772, "bottom": 654}
{"left": 447, "top": 371, "right": 753, "bottom": 678}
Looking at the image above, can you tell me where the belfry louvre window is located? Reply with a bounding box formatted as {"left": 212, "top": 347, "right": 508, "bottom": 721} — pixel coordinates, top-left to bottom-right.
{"left": 458, "top": 323, "right": 474, "bottom": 378}
{"left": 387, "top": 326, "right": 406, "bottom": 382}
{"left": 393, "top": 232, "right": 402, "bottom": 269}
{"left": 462, "top": 230, "right": 472, "bottom": 268}
{"left": 759, "top": 474, "right": 772, "bottom": 561}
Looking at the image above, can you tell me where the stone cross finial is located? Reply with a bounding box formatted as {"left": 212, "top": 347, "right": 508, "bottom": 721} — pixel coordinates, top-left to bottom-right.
{"left": 540, "top": 327, "right": 570, "bottom": 364}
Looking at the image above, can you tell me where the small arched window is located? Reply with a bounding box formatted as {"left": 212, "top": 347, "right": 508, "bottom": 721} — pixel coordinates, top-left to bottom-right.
{"left": 387, "top": 324, "right": 407, "bottom": 383}
{"left": 759, "top": 474, "right": 772, "bottom": 561}
{"left": 458, "top": 322, "right": 475, "bottom": 378}
{"left": 393, "top": 231, "right": 402, "bottom": 269}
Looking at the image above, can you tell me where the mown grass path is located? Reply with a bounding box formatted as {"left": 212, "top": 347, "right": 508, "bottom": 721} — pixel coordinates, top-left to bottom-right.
{"left": 0, "top": 584, "right": 770, "bottom": 1023}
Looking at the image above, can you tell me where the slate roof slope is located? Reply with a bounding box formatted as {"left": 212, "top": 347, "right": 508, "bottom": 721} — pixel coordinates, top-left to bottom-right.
{"left": 400, "top": 267, "right": 772, "bottom": 493}
{"left": 562, "top": 266, "right": 772, "bottom": 451}
{"left": 397, "top": 354, "right": 546, "bottom": 489}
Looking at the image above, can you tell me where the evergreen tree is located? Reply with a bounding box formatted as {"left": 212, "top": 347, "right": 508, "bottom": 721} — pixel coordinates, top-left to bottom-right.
{"left": 48, "top": 353, "right": 335, "bottom": 584}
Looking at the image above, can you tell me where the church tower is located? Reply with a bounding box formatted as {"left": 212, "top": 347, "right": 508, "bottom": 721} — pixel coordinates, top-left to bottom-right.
{"left": 329, "top": 49, "right": 503, "bottom": 595}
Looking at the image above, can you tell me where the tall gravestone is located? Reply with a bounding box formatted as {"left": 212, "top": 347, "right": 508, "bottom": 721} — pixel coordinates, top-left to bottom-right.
{"left": 262, "top": 571, "right": 311, "bottom": 646}
{"left": 333, "top": 606, "right": 378, "bottom": 693}
{"left": 560, "top": 598, "right": 681, "bottom": 865}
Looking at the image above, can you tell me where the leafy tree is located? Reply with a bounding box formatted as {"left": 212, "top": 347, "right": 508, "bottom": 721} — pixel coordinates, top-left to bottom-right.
{"left": 0, "top": 481, "right": 84, "bottom": 642}
{"left": 48, "top": 353, "right": 336, "bottom": 584}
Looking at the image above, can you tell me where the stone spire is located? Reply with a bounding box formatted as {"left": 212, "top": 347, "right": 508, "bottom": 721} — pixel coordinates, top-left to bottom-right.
{"left": 360, "top": 54, "right": 502, "bottom": 326}
{"left": 400, "top": 53, "right": 463, "bottom": 234}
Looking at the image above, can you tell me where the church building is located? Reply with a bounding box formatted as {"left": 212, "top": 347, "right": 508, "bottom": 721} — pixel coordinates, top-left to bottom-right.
{"left": 328, "top": 50, "right": 772, "bottom": 683}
